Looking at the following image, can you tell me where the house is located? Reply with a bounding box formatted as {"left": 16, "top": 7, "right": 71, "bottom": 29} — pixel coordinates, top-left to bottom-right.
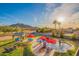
{"left": 12, "top": 32, "right": 25, "bottom": 39}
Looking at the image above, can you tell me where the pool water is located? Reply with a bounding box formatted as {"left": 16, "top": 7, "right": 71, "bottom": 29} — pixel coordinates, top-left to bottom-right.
{"left": 58, "top": 43, "right": 72, "bottom": 52}
{"left": 47, "top": 42, "right": 73, "bottom": 53}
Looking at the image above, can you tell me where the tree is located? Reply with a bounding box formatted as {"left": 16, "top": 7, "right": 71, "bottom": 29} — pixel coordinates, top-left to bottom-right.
{"left": 53, "top": 20, "right": 63, "bottom": 49}
{"left": 58, "top": 22, "right": 61, "bottom": 30}
{"left": 53, "top": 20, "right": 58, "bottom": 30}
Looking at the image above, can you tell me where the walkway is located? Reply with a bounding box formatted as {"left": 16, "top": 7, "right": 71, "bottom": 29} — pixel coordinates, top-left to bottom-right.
{"left": 76, "top": 48, "right": 79, "bottom": 56}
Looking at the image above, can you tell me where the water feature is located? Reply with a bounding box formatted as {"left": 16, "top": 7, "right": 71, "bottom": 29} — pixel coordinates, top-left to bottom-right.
{"left": 46, "top": 41, "right": 73, "bottom": 53}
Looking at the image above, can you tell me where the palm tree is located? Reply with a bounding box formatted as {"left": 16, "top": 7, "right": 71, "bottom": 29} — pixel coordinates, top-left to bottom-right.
{"left": 53, "top": 20, "right": 62, "bottom": 50}
{"left": 57, "top": 22, "right": 62, "bottom": 47}
{"left": 58, "top": 22, "right": 61, "bottom": 31}
{"left": 53, "top": 20, "right": 58, "bottom": 30}
{"left": 53, "top": 20, "right": 59, "bottom": 37}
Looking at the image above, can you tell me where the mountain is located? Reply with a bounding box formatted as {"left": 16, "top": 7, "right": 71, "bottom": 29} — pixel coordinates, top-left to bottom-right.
{"left": 10, "top": 23, "right": 37, "bottom": 30}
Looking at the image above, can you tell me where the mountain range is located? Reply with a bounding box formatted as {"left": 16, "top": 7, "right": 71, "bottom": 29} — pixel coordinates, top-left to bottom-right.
{"left": 10, "top": 23, "right": 37, "bottom": 30}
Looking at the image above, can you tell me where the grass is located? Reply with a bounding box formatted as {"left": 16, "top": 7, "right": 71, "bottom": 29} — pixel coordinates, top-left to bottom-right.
{"left": 0, "top": 38, "right": 35, "bottom": 56}
{"left": 0, "top": 47, "right": 24, "bottom": 56}
{"left": 0, "top": 40, "right": 25, "bottom": 56}
{"left": 0, "top": 39, "right": 14, "bottom": 47}
{"left": 23, "top": 42, "right": 34, "bottom": 56}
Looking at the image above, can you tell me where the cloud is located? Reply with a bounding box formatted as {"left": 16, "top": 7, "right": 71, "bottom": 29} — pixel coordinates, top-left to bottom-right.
{"left": 50, "top": 4, "right": 79, "bottom": 21}
{"left": 40, "top": 3, "right": 61, "bottom": 27}
{"left": 42, "top": 3, "right": 79, "bottom": 28}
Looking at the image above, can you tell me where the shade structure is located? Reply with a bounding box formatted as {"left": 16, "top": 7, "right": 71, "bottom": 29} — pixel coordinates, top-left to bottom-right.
{"left": 15, "top": 37, "right": 21, "bottom": 41}
{"left": 28, "top": 38, "right": 33, "bottom": 41}
{"left": 39, "top": 36, "right": 57, "bottom": 44}
{"left": 47, "top": 39, "right": 57, "bottom": 44}
{"left": 39, "top": 36, "right": 47, "bottom": 40}
{"left": 27, "top": 34, "right": 35, "bottom": 38}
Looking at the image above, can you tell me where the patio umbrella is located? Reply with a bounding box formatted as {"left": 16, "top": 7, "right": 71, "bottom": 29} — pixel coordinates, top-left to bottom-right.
{"left": 27, "top": 34, "right": 35, "bottom": 38}
{"left": 15, "top": 37, "right": 21, "bottom": 42}
{"left": 39, "top": 36, "right": 47, "bottom": 40}
{"left": 28, "top": 38, "right": 33, "bottom": 41}
{"left": 47, "top": 39, "right": 57, "bottom": 44}
{"left": 51, "top": 39, "right": 57, "bottom": 44}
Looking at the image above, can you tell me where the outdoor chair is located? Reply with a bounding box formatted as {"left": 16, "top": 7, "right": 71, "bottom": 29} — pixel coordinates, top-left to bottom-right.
{"left": 3, "top": 46, "right": 16, "bottom": 53}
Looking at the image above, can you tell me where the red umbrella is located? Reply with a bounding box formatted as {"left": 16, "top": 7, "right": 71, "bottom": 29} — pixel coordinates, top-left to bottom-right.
{"left": 45, "top": 37, "right": 50, "bottom": 41}
{"left": 47, "top": 39, "right": 57, "bottom": 44}
{"left": 46, "top": 39, "right": 51, "bottom": 43}
{"left": 39, "top": 36, "right": 47, "bottom": 40}
{"left": 27, "top": 34, "right": 35, "bottom": 38}
{"left": 39, "top": 36, "right": 57, "bottom": 44}
{"left": 51, "top": 39, "right": 56, "bottom": 44}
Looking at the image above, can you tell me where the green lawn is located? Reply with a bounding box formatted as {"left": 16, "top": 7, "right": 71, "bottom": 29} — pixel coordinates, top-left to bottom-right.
{"left": 0, "top": 39, "right": 14, "bottom": 47}
{"left": 0, "top": 38, "right": 35, "bottom": 56}
{"left": 23, "top": 43, "right": 34, "bottom": 56}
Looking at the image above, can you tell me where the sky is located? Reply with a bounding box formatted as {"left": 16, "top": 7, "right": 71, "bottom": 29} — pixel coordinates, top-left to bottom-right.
{"left": 0, "top": 3, "right": 79, "bottom": 28}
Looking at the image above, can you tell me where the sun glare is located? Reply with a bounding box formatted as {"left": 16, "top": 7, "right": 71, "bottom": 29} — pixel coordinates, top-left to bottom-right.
{"left": 57, "top": 16, "right": 65, "bottom": 23}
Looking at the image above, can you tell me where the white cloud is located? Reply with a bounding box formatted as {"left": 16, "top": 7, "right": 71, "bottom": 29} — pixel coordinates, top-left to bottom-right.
{"left": 42, "top": 3, "right": 79, "bottom": 28}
